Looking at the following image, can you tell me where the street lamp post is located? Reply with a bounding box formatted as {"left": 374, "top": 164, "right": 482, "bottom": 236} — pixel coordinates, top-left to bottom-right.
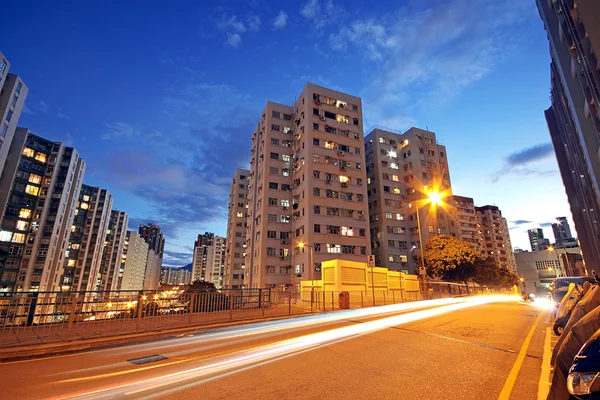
{"left": 298, "top": 243, "right": 315, "bottom": 310}
{"left": 414, "top": 190, "right": 444, "bottom": 295}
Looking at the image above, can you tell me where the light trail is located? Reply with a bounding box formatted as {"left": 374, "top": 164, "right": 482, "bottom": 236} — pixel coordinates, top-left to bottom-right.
{"left": 52, "top": 295, "right": 519, "bottom": 400}
{"left": 53, "top": 296, "right": 480, "bottom": 377}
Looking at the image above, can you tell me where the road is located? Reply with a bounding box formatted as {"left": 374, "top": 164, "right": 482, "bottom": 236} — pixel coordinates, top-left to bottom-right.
{"left": 0, "top": 296, "right": 550, "bottom": 400}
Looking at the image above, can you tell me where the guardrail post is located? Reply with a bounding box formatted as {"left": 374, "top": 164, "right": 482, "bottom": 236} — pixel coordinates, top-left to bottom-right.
{"left": 392, "top": 290, "right": 396, "bottom": 304}
{"left": 67, "top": 294, "right": 79, "bottom": 341}
{"left": 383, "top": 292, "right": 387, "bottom": 305}
{"left": 323, "top": 291, "right": 326, "bottom": 312}
{"left": 136, "top": 291, "right": 143, "bottom": 334}
{"left": 288, "top": 290, "right": 292, "bottom": 315}
{"left": 229, "top": 292, "right": 234, "bottom": 321}
{"left": 331, "top": 292, "right": 334, "bottom": 310}
{"left": 361, "top": 291, "right": 364, "bottom": 308}
{"left": 189, "top": 293, "right": 196, "bottom": 326}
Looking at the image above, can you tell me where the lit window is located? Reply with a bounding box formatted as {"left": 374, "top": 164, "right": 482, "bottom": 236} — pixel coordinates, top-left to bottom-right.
{"left": 12, "top": 233, "right": 25, "bottom": 243}
{"left": 379, "top": 137, "right": 386, "bottom": 144}
{"left": 392, "top": 175, "right": 399, "bottom": 182}
{"left": 19, "top": 208, "right": 32, "bottom": 218}
{"left": 281, "top": 155, "right": 291, "bottom": 162}
{"left": 280, "top": 215, "right": 290, "bottom": 223}
{"left": 393, "top": 187, "right": 401, "bottom": 194}
{"left": 341, "top": 227, "right": 354, "bottom": 236}
{"left": 428, "top": 225, "right": 434, "bottom": 233}
{"left": 83, "top": 195, "right": 90, "bottom": 201}
{"left": 390, "top": 163, "right": 399, "bottom": 170}
{"left": 388, "top": 151, "right": 397, "bottom": 158}
{"left": 71, "top": 225, "right": 76, "bottom": 232}
{"left": 339, "top": 175, "right": 349, "bottom": 183}
{"left": 80, "top": 202, "right": 89, "bottom": 210}
{"left": 367, "top": 178, "right": 371, "bottom": 184}
{"left": 25, "top": 185, "right": 39, "bottom": 196}
{"left": 396, "top": 213, "right": 403, "bottom": 221}
{"left": 28, "top": 174, "right": 42, "bottom": 184}
{"left": 35, "top": 153, "right": 47, "bottom": 163}
{"left": 71, "top": 243, "right": 80, "bottom": 249}
{"left": 236, "top": 212, "right": 244, "bottom": 218}
{"left": 67, "top": 259, "right": 76, "bottom": 266}
{"left": 389, "top": 255, "right": 394, "bottom": 262}
{"left": 280, "top": 199, "right": 290, "bottom": 207}
{"left": 385, "top": 213, "right": 393, "bottom": 220}
{"left": 336, "top": 115, "right": 349, "bottom": 124}
{"left": 327, "top": 244, "right": 341, "bottom": 253}
{"left": 16, "top": 221, "right": 28, "bottom": 230}
{"left": 22, "top": 147, "right": 35, "bottom": 157}
{"left": 0, "top": 230, "right": 13, "bottom": 242}
{"left": 325, "top": 141, "right": 335, "bottom": 149}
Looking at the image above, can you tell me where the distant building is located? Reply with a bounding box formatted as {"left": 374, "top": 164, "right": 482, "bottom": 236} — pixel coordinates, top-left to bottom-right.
{"left": 453, "top": 196, "right": 483, "bottom": 253}
{"left": 138, "top": 223, "right": 165, "bottom": 258}
{"left": 161, "top": 266, "right": 192, "bottom": 285}
{"left": 143, "top": 249, "right": 161, "bottom": 290}
{"left": 528, "top": 228, "right": 550, "bottom": 252}
{"left": 192, "top": 233, "right": 225, "bottom": 287}
{"left": 98, "top": 210, "right": 128, "bottom": 292}
{"left": 224, "top": 168, "right": 249, "bottom": 288}
{"left": 552, "top": 216, "right": 573, "bottom": 247}
{"left": 60, "top": 185, "right": 113, "bottom": 292}
{"left": 477, "top": 205, "right": 516, "bottom": 271}
{"left": 120, "top": 231, "right": 149, "bottom": 291}
{"left": 0, "top": 51, "right": 28, "bottom": 178}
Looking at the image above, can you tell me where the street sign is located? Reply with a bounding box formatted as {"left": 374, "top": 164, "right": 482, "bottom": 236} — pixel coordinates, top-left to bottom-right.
{"left": 367, "top": 255, "right": 375, "bottom": 269}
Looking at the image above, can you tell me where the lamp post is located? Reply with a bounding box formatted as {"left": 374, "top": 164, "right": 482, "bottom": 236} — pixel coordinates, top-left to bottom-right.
{"left": 298, "top": 243, "right": 315, "bottom": 310}
{"left": 548, "top": 246, "right": 565, "bottom": 277}
{"left": 414, "top": 190, "right": 444, "bottom": 294}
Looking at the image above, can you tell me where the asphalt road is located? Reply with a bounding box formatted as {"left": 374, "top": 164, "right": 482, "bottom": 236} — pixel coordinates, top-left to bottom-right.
{"left": 0, "top": 296, "right": 548, "bottom": 400}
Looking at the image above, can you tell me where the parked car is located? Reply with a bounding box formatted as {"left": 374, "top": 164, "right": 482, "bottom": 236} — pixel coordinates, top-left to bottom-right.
{"left": 553, "top": 276, "right": 596, "bottom": 304}
{"left": 568, "top": 328, "right": 600, "bottom": 398}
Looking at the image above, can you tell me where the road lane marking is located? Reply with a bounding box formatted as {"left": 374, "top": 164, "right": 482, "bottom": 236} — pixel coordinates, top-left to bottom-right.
{"left": 497, "top": 311, "right": 544, "bottom": 400}
{"left": 537, "top": 327, "right": 552, "bottom": 400}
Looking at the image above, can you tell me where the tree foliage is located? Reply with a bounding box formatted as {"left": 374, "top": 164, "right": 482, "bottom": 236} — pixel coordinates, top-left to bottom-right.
{"left": 422, "top": 235, "right": 519, "bottom": 287}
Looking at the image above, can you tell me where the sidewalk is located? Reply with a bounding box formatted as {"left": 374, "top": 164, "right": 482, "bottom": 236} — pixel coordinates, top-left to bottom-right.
{"left": 538, "top": 314, "right": 558, "bottom": 399}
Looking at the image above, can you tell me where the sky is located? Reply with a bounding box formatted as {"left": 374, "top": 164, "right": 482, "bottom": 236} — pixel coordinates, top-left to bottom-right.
{"left": 2, "top": 0, "right": 571, "bottom": 267}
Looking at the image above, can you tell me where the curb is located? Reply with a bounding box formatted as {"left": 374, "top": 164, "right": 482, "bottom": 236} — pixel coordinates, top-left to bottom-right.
{"left": 0, "top": 311, "right": 315, "bottom": 363}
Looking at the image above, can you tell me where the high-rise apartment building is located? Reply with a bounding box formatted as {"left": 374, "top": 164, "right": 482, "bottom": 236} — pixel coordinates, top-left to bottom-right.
{"left": 537, "top": 0, "right": 600, "bottom": 271}
{"left": 364, "top": 127, "right": 456, "bottom": 273}
{"left": 245, "top": 84, "right": 370, "bottom": 289}
{"left": 224, "top": 168, "right": 249, "bottom": 288}
{"left": 138, "top": 223, "right": 165, "bottom": 259}
{"left": 0, "top": 52, "right": 28, "bottom": 178}
{"left": 143, "top": 249, "right": 161, "bottom": 290}
{"left": 60, "top": 185, "right": 113, "bottom": 292}
{"left": 192, "top": 233, "right": 224, "bottom": 287}
{"left": 0, "top": 129, "right": 85, "bottom": 291}
{"left": 98, "top": 210, "right": 128, "bottom": 291}
{"left": 161, "top": 266, "right": 192, "bottom": 285}
{"left": 528, "top": 228, "right": 550, "bottom": 252}
{"left": 453, "top": 195, "right": 483, "bottom": 252}
{"left": 552, "top": 216, "right": 574, "bottom": 247}
{"left": 477, "top": 205, "right": 516, "bottom": 271}
{"left": 120, "top": 231, "right": 149, "bottom": 292}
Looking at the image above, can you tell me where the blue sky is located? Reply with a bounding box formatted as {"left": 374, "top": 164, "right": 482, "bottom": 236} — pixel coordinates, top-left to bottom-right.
{"left": 3, "top": 0, "right": 569, "bottom": 266}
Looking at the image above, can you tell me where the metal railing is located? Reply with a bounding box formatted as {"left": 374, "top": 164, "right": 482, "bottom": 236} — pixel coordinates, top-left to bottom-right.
{"left": 0, "top": 283, "right": 502, "bottom": 348}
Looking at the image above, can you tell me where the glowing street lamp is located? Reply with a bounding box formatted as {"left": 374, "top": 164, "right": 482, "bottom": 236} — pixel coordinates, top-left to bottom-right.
{"left": 547, "top": 246, "right": 566, "bottom": 277}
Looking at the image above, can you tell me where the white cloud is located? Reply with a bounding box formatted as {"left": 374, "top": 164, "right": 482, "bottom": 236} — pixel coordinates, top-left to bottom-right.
{"left": 102, "top": 122, "right": 139, "bottom": 140}
{"left": 227, "top": 33, "right": 242, "bottom": 48}
{"left": 272, "top": 10, "right": 288, "bottom": 29}
{"left": 301, "top": 0, "right": 318, "bottom": 19}
{"left": 300, "top": 0, "right": 342, "bottom": 30}
{"left": 218, "top": 15, "right": 246, "bottom": 33}
{"left": 247, "top": 14, "right": 261, "bottom": 32}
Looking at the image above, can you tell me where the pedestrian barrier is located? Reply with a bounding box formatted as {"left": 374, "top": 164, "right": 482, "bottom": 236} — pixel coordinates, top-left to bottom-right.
{"left": 0, "top": 283, "right": 501, "bottom": 348}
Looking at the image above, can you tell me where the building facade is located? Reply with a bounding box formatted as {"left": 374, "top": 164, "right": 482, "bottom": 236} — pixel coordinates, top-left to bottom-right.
{"left": 245, "top": 84, "right": 370, "bottom": 289}
{"left": 0, "top": 52, "right": 28, "bottom": 178}
{"left": 453, "top": 195, "right": 483, "bottom": 252}
{"left": 120, "top": 231, "right": 149, "bottom": 292}
{"left": 161, "top": 266, "right": 192, "bottom": 285}
{"left": 552, "top": 216, "right": 574, "bottom": 247}
{"left": 143, "top": 249, "right": 161, "bottom": 290}
{"left": 528, "top": 228, "right": 550, "bottom": 252}
{"left": 365, "top": 127, "right": 456, "bottom": 273}
{"left": 477, "top": 205, "right": 516, "bottom": 271}
{"left": 224, "top": 168, "right": 249, "bottom": 288}
{"left": 0, "top": 129, "right": 85, "bottom": 292}
{"left": 537, "top": 0, "right": 600, "bottom": 271}
{"left": 98, "top": 210, "right": 128, "bottom": 292}
{"left": 138, "top": 223, "right": 165, "bottom": 259}
{"left": 192, "top": 233, "right": 224, "bottom": 287}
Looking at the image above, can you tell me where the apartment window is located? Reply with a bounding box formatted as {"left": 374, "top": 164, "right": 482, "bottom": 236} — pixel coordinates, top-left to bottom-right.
{"left": 271, "top": 139, "right": 280, "bottom": 145}
{"left": 327, "top": 244, "right": 341, "bottom": 253}
{"left": 388, "top": 240, "right": 395, "bottom": 247}
{"left": 342, "top": 245, "right": 354, "bottom": 254}
{"left": 385, "top": 213, "right": 393, "bottom": 220}
{"left": 396, "top": 213, "right": 403, "bottom": 221}
{"left": 428, "top": 225, "right": 434, "bottom": 233}
{"left": 422, "top": 172, "right": 427, "bottom": 179}
{"left": 389, "top": 255, "right": 395, "bottom": 262}
{"left": 383, "top": 186, "right": 390, "bottom": 193}
{"left": 267, "top": 248, "right": 277, "bottom": 256}
{"left": 280, "top": 215, "right": 290, "bottom": 223}
{"left": 25, "top": 185, "right": 39, "bottom": 196}
{"left": 282, "top": 168, "right": 290, "bottom": 177}
{"left": 270, "top": 152, "right": 279, "bottom": 160}
{"left": 314, "top": 205, "right": 321, "bottom": 214}
{"left": 19, "top": 208, "right": 32, "bottom": 218}
{"left": 11, "top": 96, "right": 18, "bottom": 108}
{"left": 313, "top": 155, "right": 320, "bottom": 163}
{"left": 379, "top": 137, "right": 386, "bottom": 144}
{"left": 267, "top": 230, "right": 277, "bottom": 238}
{"left": 280, "top": 199, "right": 290, "bottom": 207}
{"left": 282, "top": 155, "right": 291, "bottom": 162}
{"left": 356, "top": 179, "right": 362, "bottom": 186}
{"left": 272, "top": 125, "right": 280, "bottom": 132}
{"left": 341, "top": 226, "right": 353, "bottom": 236}
{"left": 440, "top": 151, "right": 445, "bottom": 158}
{"left": 314, "top": 224, "right": 321, "bottom": 233}
{"left": 268, "top": 198, "right": 277, "bottom": 206}
{"left": 270, "top": 167, "right": 278, "bottom": 175}
{"left": 313, "top": 139, "right": 320, "bottom": 146}
{"left": 12, "top": 233, "right": 25, "bottom": 243}
{"left": 313, "top": 187, "right": 320, "bottom": 196}
{"left": 268, "top": 214, "right": 277, "bottom": 222}
{"left": 269, "top": 182, "right": 278, "bottom": 190}
{"left": 0, "top": 230, "right": 12, "bottom": 242}
{"left": 0, "top": 60, "right": 6, "bottom": 74}
{"left": 0, "top": 125, "right": 6, "bottom": 137}
{"left": 313, "top": 123, "right": 319, "bottom": 130}
{"left": 238, "top": 194, "right": 246, "bottom": 199}
{"left": 15, "top": 82, "right": 22, "bottom": 94}
{"left": 6, "top": 111, "right": 13, "bottom": 122}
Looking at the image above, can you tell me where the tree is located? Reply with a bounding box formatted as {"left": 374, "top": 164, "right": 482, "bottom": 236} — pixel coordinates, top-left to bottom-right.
{"left": 466, "top": 257, "right": 520, "bottom": 288}
{"left": 422, "top": 234, "right": 480, "bottom": 282}
{"left": 185, "top": 280, "right": 216, "bottom": 292}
